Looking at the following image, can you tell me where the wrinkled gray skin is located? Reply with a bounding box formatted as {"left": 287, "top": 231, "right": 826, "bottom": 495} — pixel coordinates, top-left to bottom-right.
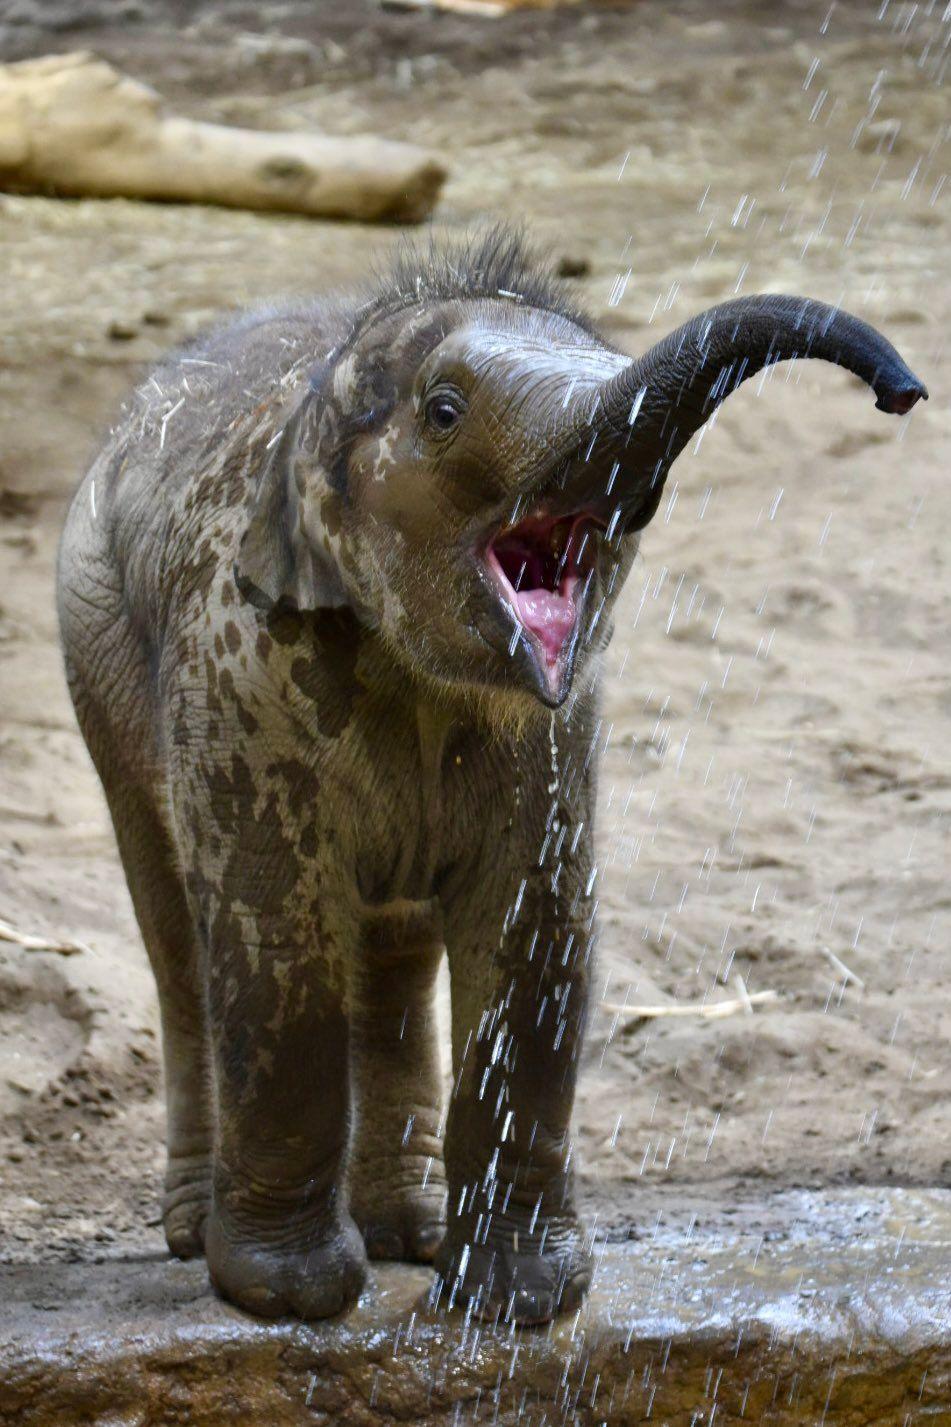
{"left": 57, "top": 233, "right": 926, "bottom": 1324}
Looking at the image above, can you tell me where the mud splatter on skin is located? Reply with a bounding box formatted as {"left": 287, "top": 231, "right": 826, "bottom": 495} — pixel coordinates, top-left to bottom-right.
{"left": 289, "top": 612, "right": 363, "bottom": 740}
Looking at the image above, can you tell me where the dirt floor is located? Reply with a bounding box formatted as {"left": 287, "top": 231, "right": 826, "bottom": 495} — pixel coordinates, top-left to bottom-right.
{"left": 0, "top": 0, "right": 947, "bottom": 1272}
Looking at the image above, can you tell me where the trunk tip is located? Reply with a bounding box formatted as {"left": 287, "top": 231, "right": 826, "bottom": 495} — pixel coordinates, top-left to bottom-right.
{"left": 874, "top": 378, "right": 928, "bottom": 416}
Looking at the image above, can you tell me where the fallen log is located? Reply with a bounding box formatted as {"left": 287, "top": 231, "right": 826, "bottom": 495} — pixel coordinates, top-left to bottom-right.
{"left": 0, "top": 52, "right": 446, "bottom": 223}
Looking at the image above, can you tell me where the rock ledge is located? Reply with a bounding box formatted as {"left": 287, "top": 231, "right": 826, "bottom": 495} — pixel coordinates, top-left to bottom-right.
{"left": 1, "top": 1188, "right": 949, "bottom": 1425}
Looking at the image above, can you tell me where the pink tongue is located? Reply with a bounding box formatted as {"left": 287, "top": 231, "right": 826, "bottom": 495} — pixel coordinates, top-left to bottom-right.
{"left": 513, "top": 589, "right": 576, "bottom": 665}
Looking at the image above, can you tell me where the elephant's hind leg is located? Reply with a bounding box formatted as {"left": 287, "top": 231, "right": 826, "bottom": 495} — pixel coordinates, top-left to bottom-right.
{"left": 348, "top": 912, "right": 447, "bottom": 1263}
{"left": 108, "top": 783, "right": 213, "bottom": 1258}
{"left": 60, "top": 576, "right": 212, "bottom": 1257}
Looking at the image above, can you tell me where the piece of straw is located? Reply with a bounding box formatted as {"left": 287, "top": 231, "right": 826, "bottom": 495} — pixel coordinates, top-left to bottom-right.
{"left": 0, "top": 916, "right": 91, "bottom": 957}
{"left": 819, "top": 944, "right": 865, "bottom": 989}
{"left": 601, "top": 989, "right": 780, "bottom": 1023}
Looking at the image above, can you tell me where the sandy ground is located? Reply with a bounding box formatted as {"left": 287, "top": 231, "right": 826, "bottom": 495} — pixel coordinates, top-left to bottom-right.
{"left": 0, "top": 0, "right": 947, "bottom": 1268}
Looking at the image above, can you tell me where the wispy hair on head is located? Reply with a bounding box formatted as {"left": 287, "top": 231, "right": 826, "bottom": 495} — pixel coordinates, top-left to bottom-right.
{"left": 326, "top": 226, "right": 594, "bottom": 364}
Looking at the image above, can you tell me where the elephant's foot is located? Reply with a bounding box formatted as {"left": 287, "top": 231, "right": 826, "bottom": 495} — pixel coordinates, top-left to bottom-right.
{"left": 351, "top": 1181, "right": 445, "bottom": 1261}
{"left": 163, "top": 1152, "right": 211, "bottom": 1259}
{"left": 204, "top": 1189, "right": 367, "bottom": 1320}
{"left": 435, "top": 1216, "right": 591, "bottom": 1325}
{"left": 352, "top": 1181, "right": 446, "bottom": 1263}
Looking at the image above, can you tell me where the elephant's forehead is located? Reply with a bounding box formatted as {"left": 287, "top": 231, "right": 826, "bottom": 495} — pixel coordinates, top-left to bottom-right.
{"left": 429, "top": 326, "right": 629, "bottom": 389}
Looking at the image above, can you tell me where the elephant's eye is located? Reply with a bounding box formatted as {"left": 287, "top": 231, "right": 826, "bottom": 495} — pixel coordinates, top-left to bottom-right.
{"left": 424, "top": 392, "right": 465, "bottom": 432}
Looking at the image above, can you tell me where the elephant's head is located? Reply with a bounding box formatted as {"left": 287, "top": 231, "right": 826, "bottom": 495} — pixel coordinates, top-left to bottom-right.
{"left": 236, "top": 233, "right": 927, "bottom": 711}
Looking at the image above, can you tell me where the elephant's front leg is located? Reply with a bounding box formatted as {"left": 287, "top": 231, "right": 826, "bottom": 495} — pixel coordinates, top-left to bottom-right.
{"left": 348, "top": 906, "right": 446, "bottom": 1263}
{"left": 200, "top": 907, "right": 367, "bottom": 1320}
{"left": 438, "top": 865, "right": 595, "bottom": 1325}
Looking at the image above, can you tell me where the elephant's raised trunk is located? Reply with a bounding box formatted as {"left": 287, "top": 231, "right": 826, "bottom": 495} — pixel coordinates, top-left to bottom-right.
{"left": 589, "top": 294, "right": 928, "bottom": 528}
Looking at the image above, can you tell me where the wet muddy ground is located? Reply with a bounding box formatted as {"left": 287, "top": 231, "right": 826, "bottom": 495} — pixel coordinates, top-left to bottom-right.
{"left": 4, "top": 1190, "right": 950, "bottom": 1425}
{"left": 0, "top": 0, "right": 948, "bottom": 1272}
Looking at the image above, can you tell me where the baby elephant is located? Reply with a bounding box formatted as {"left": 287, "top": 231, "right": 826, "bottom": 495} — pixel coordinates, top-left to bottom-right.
{"left": 58, "top": 231, "right": 925, "bottom": 1323}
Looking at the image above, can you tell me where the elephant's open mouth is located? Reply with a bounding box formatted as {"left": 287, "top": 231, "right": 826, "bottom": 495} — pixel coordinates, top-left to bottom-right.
{"left": 484, "top": 512, "right": 601, "bottom": 684}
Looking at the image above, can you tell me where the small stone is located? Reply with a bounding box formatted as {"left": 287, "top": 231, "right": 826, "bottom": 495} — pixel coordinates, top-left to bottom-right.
{"left": 555, "top": 255, "right": 591, "bottom": 279}
{"left": 855, "top": 117, "right": 903, "bottom": 154}
{"left": 107, "top": 320, "right": 139, "bottom": 341}
{"left": 0, "top": 487, "right": 39, "bottom": 520}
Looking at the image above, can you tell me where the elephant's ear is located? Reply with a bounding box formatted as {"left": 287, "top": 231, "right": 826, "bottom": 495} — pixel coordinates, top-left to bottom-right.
{"left": 234, "top": 395, "right": 350, "bottom": 613}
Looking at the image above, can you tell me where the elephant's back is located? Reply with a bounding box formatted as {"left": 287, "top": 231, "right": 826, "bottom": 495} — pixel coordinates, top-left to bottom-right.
{"left": 91, "top": 298, "right": 344, "bottom": 522}
{"left": 58, "top": 297, "right": 349, "bottom": 657}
